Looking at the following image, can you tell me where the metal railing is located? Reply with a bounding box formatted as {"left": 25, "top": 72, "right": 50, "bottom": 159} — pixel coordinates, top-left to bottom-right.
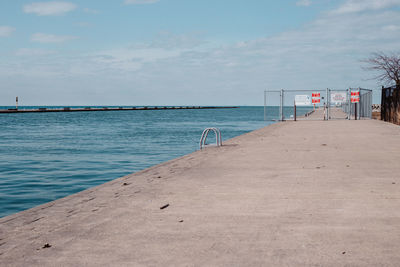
{"left": 199, "top": 128, "right": 222, "bottom": 149}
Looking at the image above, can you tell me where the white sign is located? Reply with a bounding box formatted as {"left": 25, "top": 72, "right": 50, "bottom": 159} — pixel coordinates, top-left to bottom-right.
{"left": 295, "top": 95, "right": 311, "bottom": 106}
{"left": 330, "top": 92, "right": 347, "bottom": 104}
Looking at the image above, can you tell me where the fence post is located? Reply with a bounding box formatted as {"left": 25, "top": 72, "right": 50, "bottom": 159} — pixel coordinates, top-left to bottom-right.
{"left": 280, "top": 89, "right": 284, "bottom": 121}
{"left": 264, "top": 90, "right": 267, "bottom": 121}
{"left": 369, "top": 91, "right": 372, "bottom": 118}
{"left": 326, "top": 88, "right": 329, "bottom": 120}
{"left": 355, "top": 101, "right": 357, "bottom": 120}
{"left": 348, "top": 88, "right": 351, "bottom": 120}
{"left": 381, "top": 86, "right": 384, "bottom": 121}
{"left": 357, "top": 87, "right": 363, "bottom": 120}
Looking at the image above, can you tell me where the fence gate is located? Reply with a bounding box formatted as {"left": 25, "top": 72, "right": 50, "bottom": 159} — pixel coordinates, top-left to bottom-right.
{"left": 264, "top": 89, "right": 328, "bottom": 121}
{"left": 327, "top": 89, "right": 350, "bottom": 120}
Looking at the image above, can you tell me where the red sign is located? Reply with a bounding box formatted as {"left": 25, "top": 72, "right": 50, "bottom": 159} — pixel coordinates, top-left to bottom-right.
{"left": 351, "top": 90, "right": 360, "bottom": 103}
{"left": 312, "top": 92, "right": 321, "bottom": 104}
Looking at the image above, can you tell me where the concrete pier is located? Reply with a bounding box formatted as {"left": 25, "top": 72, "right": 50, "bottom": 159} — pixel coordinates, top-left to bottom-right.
{"left": 1, "top": 119, "right": 400, "bottom": 266}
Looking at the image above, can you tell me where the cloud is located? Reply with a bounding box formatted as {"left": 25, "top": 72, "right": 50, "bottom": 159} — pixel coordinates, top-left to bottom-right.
{"left": 382, "top": 24, "right": 400, "bottom": 31}
{"left": 149, "top": 31, "right": 205, "bottom": 49}
{"left": 124, "top": 0, "right": 159, "bottom": 5}
{"left": 31, "top": 33, "right": 78, "bottom": 43}
{"left": 296, "top": 0, "right": 312, "bottom": 7}
{"left": 2, "top": 4, "right": 399, "bottom": 105}
{"left": 15, "top": 48, "right": 56, "bottom": 56}
{"left": 74, "top": 21, "right": 93, "bottom": 28}
{"left": 333, "top": 0, "right": 400, "bottom": 14}
{"left": 23, "top": 1, "right": 77, "bottom": 16}
{"left": 0, "top": 26, "right": 15, "bottom": 37}
{"left": 83, "top": 8, "right": 99, "bottom": 14}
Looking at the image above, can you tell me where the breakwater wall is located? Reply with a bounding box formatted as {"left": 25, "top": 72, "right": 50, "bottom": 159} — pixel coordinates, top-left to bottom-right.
{"left": 0, "top": 106, "right": 238, "bottom": 114}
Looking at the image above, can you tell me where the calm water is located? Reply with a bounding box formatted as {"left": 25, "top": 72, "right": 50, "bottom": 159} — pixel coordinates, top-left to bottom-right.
{"left": 0, "top": 106, "right": 310, "bottom": 218}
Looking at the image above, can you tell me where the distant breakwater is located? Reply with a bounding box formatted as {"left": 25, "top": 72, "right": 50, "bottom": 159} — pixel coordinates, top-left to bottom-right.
{"left": 0, "top": 106, "right": 239, "bottom": 114}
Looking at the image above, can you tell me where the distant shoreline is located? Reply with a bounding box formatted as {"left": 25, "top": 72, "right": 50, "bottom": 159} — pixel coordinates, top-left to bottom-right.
{"left": 0, "top": 106, "right": 239, "bottom": 114}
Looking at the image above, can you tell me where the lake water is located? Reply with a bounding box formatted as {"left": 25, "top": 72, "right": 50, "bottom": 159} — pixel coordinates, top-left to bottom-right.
{"left": 0, "top": 106, "right": 311, "bottom": 218}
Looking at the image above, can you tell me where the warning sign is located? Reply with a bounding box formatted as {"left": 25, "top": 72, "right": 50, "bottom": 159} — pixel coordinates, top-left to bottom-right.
{"left": 312, "top": 93, "right": 320, "bottom": 98}
{"left": 312, "top": 92, "right": 320, "bottom": 104}
{"left": 351, "top": 91, "right": 360, "bottom": 103}
{"left": 330, "top": 92, "right": 347, "bottom": 104}
{"left": 295, "top": 95, "right": 311, "bottom": 106}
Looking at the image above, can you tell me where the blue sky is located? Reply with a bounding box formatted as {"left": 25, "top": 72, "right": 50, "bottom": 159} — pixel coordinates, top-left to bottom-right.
{"left": 1, "top": 0, "right": 399, "bottom": 105}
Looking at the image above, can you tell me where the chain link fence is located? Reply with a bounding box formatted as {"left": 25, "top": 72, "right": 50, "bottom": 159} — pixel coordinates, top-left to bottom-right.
{"left": 348, "top": 88, "right": 373, "bottom": 120}
{"left": 264, "top": 88, "right": 373, "bottom": 121}
{"left": 264, "top": 89, "right": 326, "bottom": 121}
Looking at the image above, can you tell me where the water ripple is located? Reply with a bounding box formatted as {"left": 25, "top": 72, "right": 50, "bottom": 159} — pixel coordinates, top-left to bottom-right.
{"left": 0, "top": 107, "right": 311, "bottom": 217}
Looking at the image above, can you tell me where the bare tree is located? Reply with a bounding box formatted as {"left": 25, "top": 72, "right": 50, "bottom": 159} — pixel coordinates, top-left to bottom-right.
{"left": 363, "top": 52, "right": 400, "bottom": 87}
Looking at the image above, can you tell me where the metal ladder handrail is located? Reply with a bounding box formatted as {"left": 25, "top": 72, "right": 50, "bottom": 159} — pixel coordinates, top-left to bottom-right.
{"left": 199, "top": 128, "right": 222, "bottom": 149}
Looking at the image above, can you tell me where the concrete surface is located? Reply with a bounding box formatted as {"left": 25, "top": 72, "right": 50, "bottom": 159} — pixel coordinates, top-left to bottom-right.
{"left": 298, "top": 107, "right": 348, "bottom": 120}
{"left": 328, "top": 107, "right": 349, "bottom": 120}
{"left": 1, "top": 119, "right": 400, "bottom": 266}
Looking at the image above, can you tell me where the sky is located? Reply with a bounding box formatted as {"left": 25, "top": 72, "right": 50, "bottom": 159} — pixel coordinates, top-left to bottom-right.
{"left": 1, "top": 0, "right": 399, "bottom": 106}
